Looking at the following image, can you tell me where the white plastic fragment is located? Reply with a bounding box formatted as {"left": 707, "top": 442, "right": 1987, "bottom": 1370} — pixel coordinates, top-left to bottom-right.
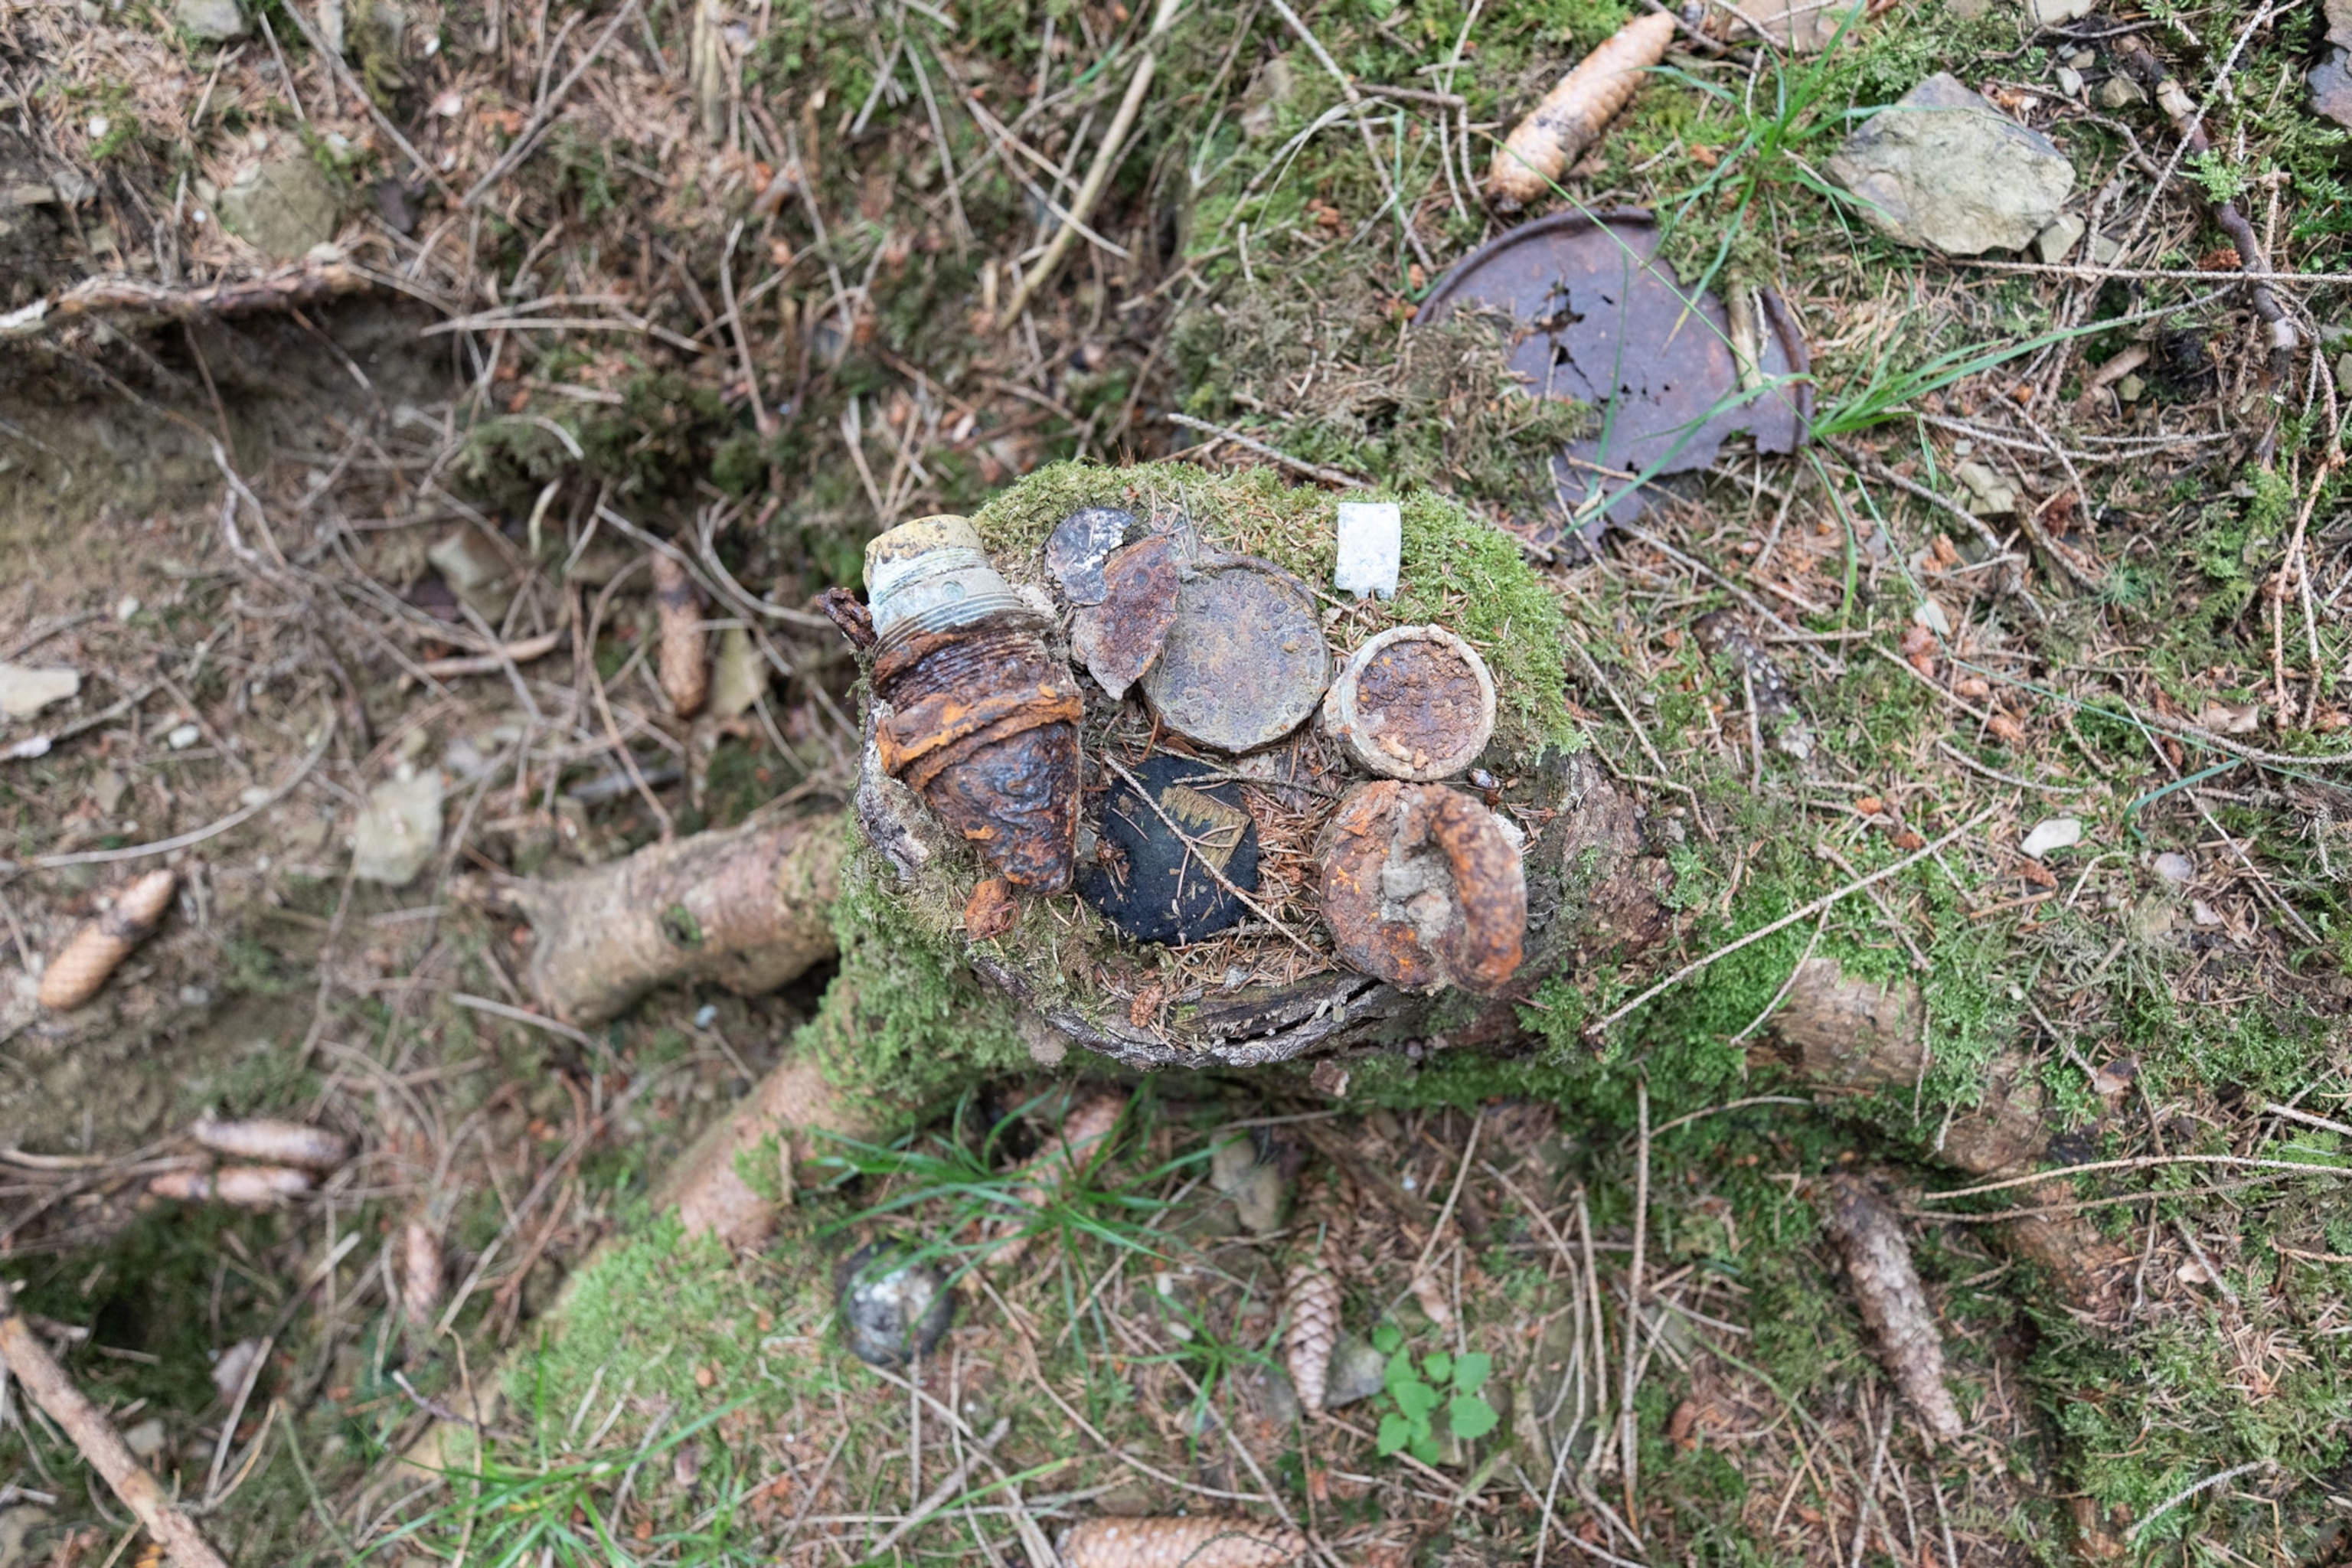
{"left": 2020, "top": 817, "right": 2082, "bottom": 858}
{"left": 1334, "top": 501, "right": 1401, "bottom": 601}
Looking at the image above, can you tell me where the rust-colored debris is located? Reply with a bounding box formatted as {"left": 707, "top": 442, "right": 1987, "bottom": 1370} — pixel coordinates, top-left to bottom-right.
{"left": 963, "top": 875, "right": 1020, "bottom": 941}
{"left": 1070, "top": 532, "right": 1181, "bottom": 700}
{"left": 1322, "top": 625, "right": 1496, "bottom": 782}
{"left": 37, "top": 869, "right": 177, "bottom": 1011}
{"left": 862, "top": 517, "right": 1084, "bottom": 890}
{"left": 1419, "top": 211, "right": 1809, "bottom": 536}
{"left": 1318, "top": 780, "right": 1526, "bottom": 995}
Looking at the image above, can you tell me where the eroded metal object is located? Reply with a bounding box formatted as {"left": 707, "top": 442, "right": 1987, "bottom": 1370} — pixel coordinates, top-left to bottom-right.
{"left": 863, "top": 516, "right": 1083, "bottom": 890}
{"left": 838, "top": 1241, "right": 955, "bottom": 1367}
{"left": 1078, "top": 753, "right": 1259, "bottom": 945}
{"left": 1046, "top": 506, "right": 1138, "bottom": 606}
{"left": 1070, "top": 532, "right": 1180, "bottom": 700}
{"left": 1416, "top": 210, "right": 1811, "bottom": 537}
{"left": 1139, "top": 559, "right": 1331, "bottom": 753}
{"left": 1318, "top": 780, "right": 1527, "bottom": 995}
{"left": 1322, "top": 626, "right": 1496, "bottom": 782}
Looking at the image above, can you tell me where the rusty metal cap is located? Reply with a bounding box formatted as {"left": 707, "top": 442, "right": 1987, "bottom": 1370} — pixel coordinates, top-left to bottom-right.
{"left": 1318, "top": 779, "right": 1526, "bottom": 996}
{"left": 1139, "top": 560, "right": 1331, "bottom": 754}
{"left": 864, "top": 514, "right": 1024, "bottom": 640}
{"left": 1322, "top": 626, "right": 1496, "bottom": 782}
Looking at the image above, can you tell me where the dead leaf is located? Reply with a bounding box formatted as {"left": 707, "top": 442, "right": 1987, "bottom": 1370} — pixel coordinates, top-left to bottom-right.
{"left": 962, "top": 877, "right": 1018, "bottom": 942}
{"left": 2194, "top": 700, "right": 2260, "bottom": 735}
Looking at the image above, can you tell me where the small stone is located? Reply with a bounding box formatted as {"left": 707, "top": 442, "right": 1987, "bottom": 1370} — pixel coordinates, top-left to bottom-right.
{"left": 2335, "top": 352, "right": 2352, "bottom": 396}
{"left": 1826, "top": 74, "right": 2076, "bottom": 255}
{"left": 113, "top": 595, "right": 140, "bottom": 622}
{"left": 2192, "top": 898, "right": 2222, "bottom": 926}
{"left": 1954, "top": 461, "right": 2020, "bottom": 516}
{"left": 2096, "top": 74, "right": 2146, "bottom": 109}
{"left": 2034, "top": 214, "right": 2086, "bottom": 263}
{"left": 123, "top": 1417, "right": 168, "bottom": 1460}
{"left": 1334, "top": 501, "right": 1402, "bottom": 600}
{"left": 2115, "top": 372, "right": 2145, "bottom": 402}
{"left": 2020, "top": 817, "right": 2082, "bottom": 858}
{"left": 351, "top": 770, "right": 443, "bottom": 887}
{"left": 426, "top": 524, "right": 507, "bottom": 594}
{"left": 92, "top": 768, "right": 126, "bottom": 815}
{"left": 2153, "top": 851, "right": 2194, "bottom": 885}
{"left": 2089, "top": 233, "right": 2125, "bottom": 266}
{"left": 2027, "top": 0, "right": 2092, "bottom": 24}
{"left": 2054, "top": 66, "right": 2084, "bottom": 97}
{"left": 837, "top": 1241, "right": 954, "bottom": 1367}
{"left": 166, "top": 722, "right": 201, "bottom": 750}
{"left": 1911, "top": 598, "right": 1952, "bottom": 636}
{"left": 1325, "top": 1333, "right": 1389, "bottom": 1409}
{"left": 175, "top": 0, "right": 246, "bottom": 38}
{"left": 217, "top": 157, "right": 341, "bottom": 260}
{"left": 1207, "top": 1132, "right": 1290, "bottom": 1236}
{"left": 1256, "top": 1365, "right": 1303, "bottom": 1427}
{"left": 0, "top": 662, "right": 78, "bottom": 720}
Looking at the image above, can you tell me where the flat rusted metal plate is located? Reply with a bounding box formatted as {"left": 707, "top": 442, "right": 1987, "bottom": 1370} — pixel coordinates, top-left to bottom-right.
{"left": 1417, "top": 209, "right": 1811, "bottom": 537}
{"left": 1046, "top": 507, "right": 1137, "bottom": 605}
{"left": 1140, "top": 559, "right": 1331, "bottom": 753}
{"left": 1070, "top": 532, "right": 1180, "bottom": 700}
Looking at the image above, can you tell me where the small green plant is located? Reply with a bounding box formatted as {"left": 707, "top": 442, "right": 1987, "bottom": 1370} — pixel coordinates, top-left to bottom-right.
{"left": 1370, "top": 1326, "right": 1496, "bottom": 1465}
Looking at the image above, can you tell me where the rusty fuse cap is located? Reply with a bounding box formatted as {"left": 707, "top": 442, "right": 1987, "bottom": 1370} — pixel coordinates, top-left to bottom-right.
{"left": 1321, "top": 626, "right": 1496, "bottom": 782}
{"left": 863, "top": 516, "right": 1084, "bottom": 891}
{"left": 1318, "top": 780, "right": 1526, "bottom": 995}
{"left": 1139, "top": 559, "right": 1331, "bottom": 753}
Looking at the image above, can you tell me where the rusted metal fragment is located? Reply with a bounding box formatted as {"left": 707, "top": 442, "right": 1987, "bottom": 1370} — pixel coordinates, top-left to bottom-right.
{"left": 1323, "top": 625, "right": 1496, "bottom": 782}
{"left": 1046, "top": 507, "right": 1138, "bottom": 605}
{"left": 1318, "top": 780, "right": 1527, "bottom": 995}
{"left": 1141, "top": 559, "right": 1331, "bottom": 753}
{"left": 1417, "top": 210, "right": 1811, "bottom": 537}
{"left": 1079, "top": 752, "right": 1259, "bottom": 944}
{"left": 964, "top": 876, "right": 1019, "bottom": 940}
{"left": 861, "top": 517, "right": 1085, "bottom": 891}
{"left": 1070, "top": 532, "right": 1180, "bottom": 700}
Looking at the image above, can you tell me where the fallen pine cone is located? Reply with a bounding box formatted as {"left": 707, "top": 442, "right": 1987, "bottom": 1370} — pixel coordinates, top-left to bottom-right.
{"left": 149, "top": 1166, "right": 314, "bottom": 1207}
{"left": 1283, "top": 1263, "right": 1339, "bottom": 1414}
{"left": 1486, "top": 11, "right": 1675, "bottom": 209}
{"left": 650, "top": 552, "right": 709, "bottom": 718}
{"left": 190, "top": 1118, "right": 352, "bottom": 1171}
{"left": 36, "top": 868, "right": 177, "bottom": 1010}
{"left": 401, "top": 1219, "right": 443, "bottom": 1328}
{"left": 1061, "top": 1515, "right": 1305, "bottom": 1568}
{"left": 1819, "top": 1172, "right": 1964, "bottom": 1445}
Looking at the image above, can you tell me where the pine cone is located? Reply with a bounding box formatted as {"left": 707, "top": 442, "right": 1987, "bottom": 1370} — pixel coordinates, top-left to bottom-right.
{"left": 402, "top": 1219, "right": 443, "bottom": 1328}
{"left": 1283, "top": 1263, "right": 1339, "bottom": 1414}
{"left": 37, "top": 868, "right": 176, "bottom": 1010}
{"left": 1063, "top": 1515, "right": 1305, "bottom": 1568}
{"left": 649, "top": 552, "right": 709, "bottom": 718}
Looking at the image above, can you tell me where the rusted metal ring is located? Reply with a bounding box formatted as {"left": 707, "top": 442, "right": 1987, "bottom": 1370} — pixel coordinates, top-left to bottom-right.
{"left": 1317, "top": 780, "right": 1527, "bottom": 996}
{"left": 1321, "top": 625, "right": 1497, "bottom": 782}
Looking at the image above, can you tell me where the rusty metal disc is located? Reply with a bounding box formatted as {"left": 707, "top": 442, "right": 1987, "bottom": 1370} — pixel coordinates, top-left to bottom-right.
{"left": 1321, "top": 625, "right": 1496, "bottom": 782}
{"left": 1070, "top": 532, "right": 1181, "bottom": 701}
{"left": 1139, "top": 559, "right": 1331, "bottom": 753}
{"left": 1416, "top": 209, "right": 1811, "bottom": 537}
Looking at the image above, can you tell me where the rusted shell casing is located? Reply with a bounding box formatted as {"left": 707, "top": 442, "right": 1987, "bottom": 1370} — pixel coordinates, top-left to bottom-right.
{"left": 865, "top": 516, "right": 1083, "bottom": 891}
{"left": 1321, "top": 625, "right": 1496, "bottom": 782}
{"left": 1318, "top": 780, "right": 1527, "bottom": 995}
{"left": 37, "top": 868, "right": 177, "bottom": 1011}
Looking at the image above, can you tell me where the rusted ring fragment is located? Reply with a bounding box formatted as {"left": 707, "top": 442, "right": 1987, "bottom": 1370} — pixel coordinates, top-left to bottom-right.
{"left": 1318, "top": 781, "right": 1526, "bottom": 995}
{"left": 864, "top": 516, "right": 1083, "bottom": 891}
{"left": 1322, "top": 625, "right": 1496, "bottom": 782}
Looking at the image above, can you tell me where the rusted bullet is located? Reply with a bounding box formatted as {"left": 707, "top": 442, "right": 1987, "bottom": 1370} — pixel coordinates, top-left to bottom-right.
{"left": 1322, "top": 625, "right": 1496, "bottom": 782}
{"left": 1318, "top": 780, "right": 1526, "bottom": 995}
{"left": 862, "top": 516, "right": 1084, "bottom": 890}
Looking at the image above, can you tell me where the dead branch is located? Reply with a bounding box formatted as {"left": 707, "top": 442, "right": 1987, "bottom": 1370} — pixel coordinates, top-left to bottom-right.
{"left": 493, "top": 811, "right": 848, "bottom": 1025}
{"left": 650, "top": 553, "right": 710, "bottom": 718}
{"left": 0, "top": 1286, "right": 233, "bottom": 1567}
{"left": 0, "top": 263, "right": 372, "bottom": 341}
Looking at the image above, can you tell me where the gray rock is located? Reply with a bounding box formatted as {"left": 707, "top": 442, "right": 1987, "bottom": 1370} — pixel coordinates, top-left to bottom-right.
{"left": 838, "top": 1242, "right": 955, "bottom": 1367}
{"left": 2034, "top": 214, "right": 2086, "bottom": 263}
{"left": 351, "top": 769, "right": 442, "bottom": 887}
{"left": 2097, "top": 74, "right": 2146, "bottom": 109}
{"left": 122, "top": 1417, "right": 168, "bottom": 1460}
{"left": 1207, "top": 1133, "right": 1289, "bottom": 1236}
{"left": 0, "top": 662, "right": 77, "bottom": 720}
{"left": 217, "top": 157, "right": 340, "bottom": 259}
{"left": 175, "top": 0, "right": 245, "bottom": 38}
{"left": 1827, "top": 74, "right": 2076, "bottom": 255}
{"left": 2153, "top": 851, "right": 2195, "bottom": 885}
{"left": 1325, "top": 1332, "right": 1389, "bottom": 1410}
{"left": 2027, "top": 0, "right": 2092, "bottom": 24}
{"left": 2054, "top": 65, "right": 2084, "bottom": 97}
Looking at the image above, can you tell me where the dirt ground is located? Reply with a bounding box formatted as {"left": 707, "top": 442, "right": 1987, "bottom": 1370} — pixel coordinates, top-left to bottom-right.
{"left": 5, "top": 0, "right": 2352, "bottom": 1562}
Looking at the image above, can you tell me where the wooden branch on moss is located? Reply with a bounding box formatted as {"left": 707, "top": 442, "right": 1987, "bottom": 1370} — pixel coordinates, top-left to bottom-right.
{"left": 0, "top": 263, "right": 373, "bottom": 341}
{"left": 0, "top": 1287, "right": 232, "bottom": 1568}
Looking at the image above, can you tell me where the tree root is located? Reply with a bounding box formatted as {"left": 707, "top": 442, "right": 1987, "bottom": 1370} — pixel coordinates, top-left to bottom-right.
{"left": 489, "top": 812, "right": 847, "bottom": 1025}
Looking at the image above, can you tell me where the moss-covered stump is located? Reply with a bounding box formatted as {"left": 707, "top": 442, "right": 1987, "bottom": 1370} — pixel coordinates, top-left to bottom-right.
{"left": 840, "top": 461, "right": 1672, "bottom": 1071}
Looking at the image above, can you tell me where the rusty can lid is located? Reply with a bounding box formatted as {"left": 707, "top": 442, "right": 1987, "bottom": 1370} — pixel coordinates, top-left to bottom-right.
{"left": 1139, "top": 560, "right": 1331, "bottom": 753}
{"left": 1321, "top": 626, "right": 1497, "bottom": 782}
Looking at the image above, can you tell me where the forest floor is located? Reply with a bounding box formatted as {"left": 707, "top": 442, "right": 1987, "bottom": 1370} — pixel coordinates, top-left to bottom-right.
{"left": 5, "top": 0, "right": 2352, "bottom": 1561}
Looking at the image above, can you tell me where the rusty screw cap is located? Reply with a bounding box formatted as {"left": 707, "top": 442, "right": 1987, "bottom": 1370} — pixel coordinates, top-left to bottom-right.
{"left": 1318, "top": 779, "right": 1526, "bottom": 996}
{"left": 1322, "top": 626, "right": 1496, "bottom": 782}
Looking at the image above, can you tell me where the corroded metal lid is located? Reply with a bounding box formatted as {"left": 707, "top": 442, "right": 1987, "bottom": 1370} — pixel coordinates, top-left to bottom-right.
{"left": 1138, "top": 560, "right": 1331, "bottom": 753}
{"left": 1322, "top": 625, "right": 1497, "bottom": 782}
